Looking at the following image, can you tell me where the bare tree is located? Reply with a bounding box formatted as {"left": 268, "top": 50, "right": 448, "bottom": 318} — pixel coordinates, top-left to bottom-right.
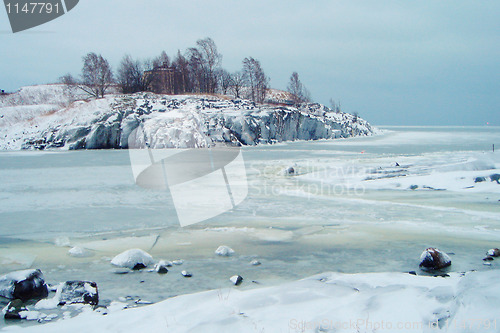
{"left": 287, "top": 72, "right": 311, "bottom": 104}
{"left": 230, "top": 71, "right": 245, "bottom": 98}
{"left": 329, "top": 98, "right": 342, "bottom": 113}
{"left": 243, "top": 57, "right": 269, "bottom": 103}
{"left": 172, "top": 50, "right": 191, "bottom": 94}
{"left": 188, "top": 37, "right": 222, "bottom": 93}
{"left": 152, "top": 51, "right": 170, "bottom": 68}
{"left": 58, "top": 73, "right": 78, "bottom": 104}
{"left": 117, "top": 55, "right": 144, "bottom": 94}
{"left": 80, "top": 52, "right": 113, "bottom": 98}
{"left": 217, "top": 69, "right": 232, "bottom": 95}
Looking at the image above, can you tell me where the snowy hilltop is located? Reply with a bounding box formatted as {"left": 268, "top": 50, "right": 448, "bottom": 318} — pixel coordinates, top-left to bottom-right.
{"left": 0, "top": 84, "right": 373, "bottom": 150}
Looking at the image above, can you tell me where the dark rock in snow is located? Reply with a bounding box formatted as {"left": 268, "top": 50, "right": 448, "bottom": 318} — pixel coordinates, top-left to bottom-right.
{"left": 132, "top": 263, "right": 147, "bottom": 270}
{"left": 154, "top": 261, "right": 169, "bottom": 274}
{"left": 490, "top": 174, "right": 500, "bottom": 184}
{"left": 4, "top": 299, "right": 27, "bottom": 320}
{"left": 483, "top": 256, "right": 494, "bottom": 261}
{"left": 181, "top": 271, "right": 192, "bottom": 278}
{"left": 285, "top": 166, "right": 295, "bottom": 175}
{"left": 58, "top": 281, "right": 99, "bottom": 306}
{"left": 230, "top": 275, "right": 243, "bottom": 286}
{"left": 0, "top": 269, "right": 48, "bottom": 301}
{"left": 419, "top": 248, "right": 451, "bottom": 271}
{"left": 408, "top": 271, "right": 417, "bottom": 275}
{"left": 409, "top": 185, "right": 419, "bottom": 190}
{"left": 474, "top": 176, "right": 486, "bottom": 183}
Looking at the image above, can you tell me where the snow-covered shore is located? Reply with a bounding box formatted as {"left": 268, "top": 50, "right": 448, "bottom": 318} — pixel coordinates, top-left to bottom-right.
{"left": 0, "top": 85, "right": 373, "bottom": 151}
{"left": 3, "top": 270, "right": 499, "bottom": 332}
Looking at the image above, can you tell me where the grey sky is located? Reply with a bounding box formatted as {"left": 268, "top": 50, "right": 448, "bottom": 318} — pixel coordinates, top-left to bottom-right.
{"left": 1, "top": 0, "right": 499, "bottom": 125}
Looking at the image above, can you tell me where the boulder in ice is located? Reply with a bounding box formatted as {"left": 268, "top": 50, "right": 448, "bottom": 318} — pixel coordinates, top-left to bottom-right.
{"left": 215, "top": 245, "right": 235, "bottom": 257}
{"left": 0, "top": 269, "right": 48, "bottom": 301}
{"left": 419, "top": 248, "right": 451, "bottom": 271}
{"left": 111, "top": 249, "right": 154, "bottom": 270}
{"left": 58, "top": 281, "right": 99, "bottom": 306}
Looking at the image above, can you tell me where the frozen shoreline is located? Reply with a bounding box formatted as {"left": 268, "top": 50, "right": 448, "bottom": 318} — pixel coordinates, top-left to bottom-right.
{"left": 1, "top": 126, "right": 499, "bottom": 331}
{"left": 3, "top": 270, "right": 499, "bottom": 332}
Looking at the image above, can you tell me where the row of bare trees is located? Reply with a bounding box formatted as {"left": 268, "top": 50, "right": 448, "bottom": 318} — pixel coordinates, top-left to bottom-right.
{"left": 61, "top": 37, "right": 311, "bottom": 105}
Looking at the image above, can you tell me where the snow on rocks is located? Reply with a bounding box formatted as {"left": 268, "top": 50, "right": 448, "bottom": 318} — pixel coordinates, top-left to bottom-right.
{"left": 3, "top": 299, "right": 27, "bottom": 320}
{"left": 419, "top": 248, "right": 452, "bottom": 271}
{"left": 250, "top": 259, "right": 261, "bottom": 266}
{"left": 283, "top": 166, "right": 295, "bottom": 175}
{"left": 58, "top": 281, "right": 99, "bottom": 306}
{"left": 1, "top": 90, "right": 373, "bottom": 151}
{"left": 0, "top": 269, "right": 48, "bottom": 301}
{"left": 154, "top": 261, "right": 169, "bottom": 274}
{"left": 487, "top": 248, "right": 500, "bottom": 257}
{"left": 181, "top": 271, "right": 192, "bottom": 278}
{"left": 215, "top": 245, "right": 235, "bottom": 256}
{"left": 230, "top": 275, "right": 243, "bottom": 286}
{"left": 35, "top": 281, "right": 99, "bottom": 310}
{"left": 111, "top": 249, "right": 154, "bottom": 270}
{"left": 172, "top": 259, "right": 184, "bottom": 265}
{"left": 68, "top": 246, "right": 93, "bottom": 258}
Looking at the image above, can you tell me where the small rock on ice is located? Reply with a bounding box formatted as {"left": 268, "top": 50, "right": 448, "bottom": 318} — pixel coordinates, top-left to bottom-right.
{"left": 4, "top": 299, "right": 27, "bottom": 320}
{"left": 181, "top": 271, "right": 192, "bottom": 278}
{"left": 230, "top": 275, "right": 243, "bottom": 286}
{"left": 68, "top": 247, "right": 93, "bottom": 258}
{"left": 474, "top": 176, "right": 486, "bottom": 183}
{"left": 215, "top": 246, "right": 235, "bottom": 256}
{"left": 250, "top": 259, "right": 261, "bottom": 266}
{"left": 283, "top": 166, "right": 295, "bottom": 175}
{"left": 154, "top": 261, "right": 169, "bottom": 274}
{"left": 111, "top": 249, "right": 154, "bottom": 270}
{"left": 172, "top": 259, "right": 184, "bottom": 265}
{"left": 487, "top": 248, "right": 500, "bottom": 257}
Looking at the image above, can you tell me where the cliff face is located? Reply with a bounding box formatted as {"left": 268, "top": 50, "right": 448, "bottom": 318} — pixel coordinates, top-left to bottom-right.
{"left": 0, "top": 87, "right": 373, "bottom": 150}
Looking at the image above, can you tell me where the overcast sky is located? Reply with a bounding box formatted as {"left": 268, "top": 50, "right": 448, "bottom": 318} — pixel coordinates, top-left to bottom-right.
{"left": 1, "top": 0, "right": 499, "bottom": 125}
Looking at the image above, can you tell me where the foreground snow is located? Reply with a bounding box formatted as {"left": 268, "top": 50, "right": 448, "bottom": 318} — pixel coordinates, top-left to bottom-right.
{"left": 3, "top": 270, "right": 499, "bottom": 332}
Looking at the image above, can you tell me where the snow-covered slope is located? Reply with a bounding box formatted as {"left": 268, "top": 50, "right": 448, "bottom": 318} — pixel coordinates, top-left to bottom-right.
{"left": 0, "top": 86, "right": 373, "bottom": 150}
{"left": 5, "top": 270, "right": 499, "bottom": 332}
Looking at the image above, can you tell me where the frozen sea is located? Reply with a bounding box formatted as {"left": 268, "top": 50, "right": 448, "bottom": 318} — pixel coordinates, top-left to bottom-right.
{"left": 0, "top": 126, "right": 499, "bottom": 329}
